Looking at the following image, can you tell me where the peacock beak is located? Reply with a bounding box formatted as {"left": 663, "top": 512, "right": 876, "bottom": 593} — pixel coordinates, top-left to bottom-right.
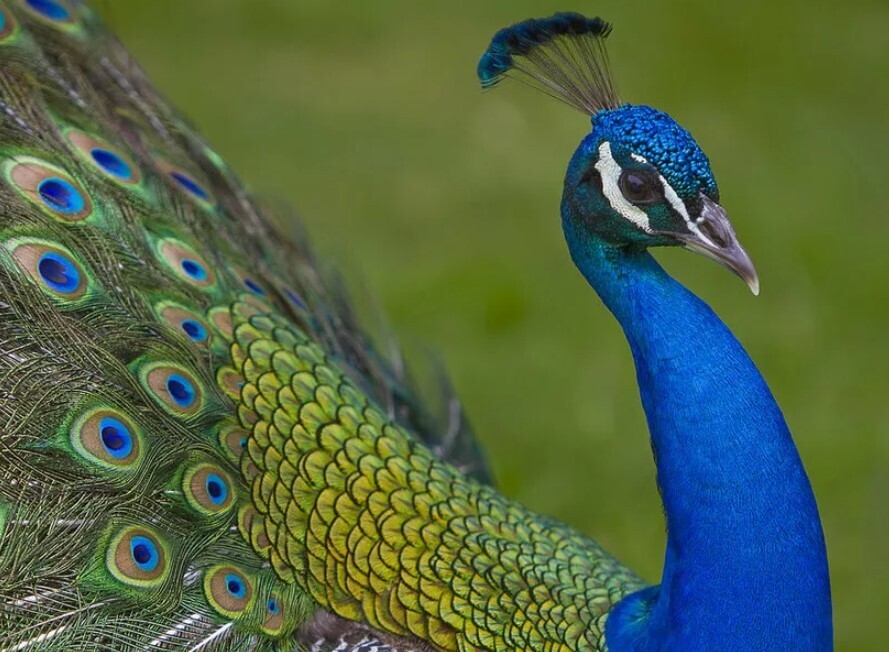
{"left": 670, "top": 194, "right": 760, "bottom": 295}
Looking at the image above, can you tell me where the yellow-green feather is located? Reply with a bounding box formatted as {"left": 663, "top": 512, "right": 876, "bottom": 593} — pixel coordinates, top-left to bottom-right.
{"left": 226, "top": 306, "right": 645, "bottom": 650}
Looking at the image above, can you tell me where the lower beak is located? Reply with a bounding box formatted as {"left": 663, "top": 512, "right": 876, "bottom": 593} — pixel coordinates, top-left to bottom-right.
{"left": 667, "top": 195, "right": 760, "bottom": 295}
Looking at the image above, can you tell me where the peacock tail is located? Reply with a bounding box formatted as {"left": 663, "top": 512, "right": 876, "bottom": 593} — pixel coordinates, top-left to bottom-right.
{"left": 0, "top": 2, "right": 643, "bottom": 651}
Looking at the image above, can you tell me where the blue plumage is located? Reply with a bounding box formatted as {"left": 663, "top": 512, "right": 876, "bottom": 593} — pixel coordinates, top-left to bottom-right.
{"left": 486, "top": 11, "right": 833, "bottom": 649}
{"left": 592, "top": 105, "right": 718, "bottom": 198}
{"left": 560, "top": 224, "right": 832, "bottom": 649}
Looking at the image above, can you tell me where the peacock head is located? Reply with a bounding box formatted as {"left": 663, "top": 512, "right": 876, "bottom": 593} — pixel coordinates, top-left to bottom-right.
{"left": 478, "top": 13, "right": 758, "bottom": 294}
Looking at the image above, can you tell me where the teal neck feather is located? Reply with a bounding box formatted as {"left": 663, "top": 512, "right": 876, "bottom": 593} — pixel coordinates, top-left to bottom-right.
{"left": 561, "top": 217, "right": 833, "bottom": 650}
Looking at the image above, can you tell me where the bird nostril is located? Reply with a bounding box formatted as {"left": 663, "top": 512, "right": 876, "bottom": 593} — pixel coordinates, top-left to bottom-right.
{"left": 698, "top": 218, "right": 729, "bottom": 248}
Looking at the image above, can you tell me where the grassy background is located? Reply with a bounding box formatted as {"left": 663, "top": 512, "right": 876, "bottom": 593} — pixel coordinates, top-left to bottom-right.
{"left": 96, "top": 1, "right": 888, "bottom": 648}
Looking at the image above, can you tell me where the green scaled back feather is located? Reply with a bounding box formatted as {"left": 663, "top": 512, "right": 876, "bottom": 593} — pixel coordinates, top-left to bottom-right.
{"left": 0, "top": 2, "right": 641, "bottom": 651}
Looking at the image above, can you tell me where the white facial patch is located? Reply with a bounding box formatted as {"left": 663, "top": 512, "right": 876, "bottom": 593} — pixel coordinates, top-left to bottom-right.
{"left": 595, "top": 142, "right": 652, "bottom": 233}
{"left": 597, "top": 142, "right": 717, "bottom": 244}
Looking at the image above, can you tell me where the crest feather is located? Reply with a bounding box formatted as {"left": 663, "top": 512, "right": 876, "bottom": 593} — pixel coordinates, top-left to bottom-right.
{"left": 477, "top": 12, "right": 619, "bottom": 115}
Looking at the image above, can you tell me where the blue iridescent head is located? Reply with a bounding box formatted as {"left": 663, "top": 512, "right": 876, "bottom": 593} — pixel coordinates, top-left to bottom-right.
{"left": 479, "top": 13, "right": 758, "bottom": 293}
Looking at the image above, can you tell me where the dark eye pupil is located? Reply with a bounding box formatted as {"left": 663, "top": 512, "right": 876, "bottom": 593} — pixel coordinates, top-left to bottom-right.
{"left": 620, "top": 170, "right": 658, "bottom": 204}
{"left": 626, "top": 174, "right": 646, "bottom": 194}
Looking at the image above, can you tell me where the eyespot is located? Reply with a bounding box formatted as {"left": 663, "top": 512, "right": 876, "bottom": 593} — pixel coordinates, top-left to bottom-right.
{"left": 204, "top": 565, "right": 253, "bottom": 618}
{"left": 107, "top": 526, "right": 169, "bottom": 587}
{"left": 243, "top": 277, "right": 265, "bottom": 295}
{"left": 217, "top": 368, "right": 245, "bottom": 400}
{"left": 230, "top": 267, "right": 268, "bottom": 297}
{"left": 92, "top": 149, "right": 131, "bottom": 178}
{"left": 8, "top": 160, "right": 92, "bottom": 221}
{"left": 261, "top": 595, "right": 285, "bottom": 634}
{"left": 238, "top": 505, "right": 258, "bottom": 542}
{"left": 23, "top": 0, "right": 74, "bottom": 23}
{"left": 183, "top": 464, "right": 235, "bottom": 515}
{"left": 0, "top": 6, "right": 17, "bottom": 39}
{"left": 618, "top": 169, "right": 661, "bottom": 206}
{"left": 170, "top": 171, "right": 209, "bottom": 199}
{"left": 66, "top": 130, "right": 142, "bottom": 185}
{"left": 156, "top": 239, "right": 216, "bottom": 289}
{"left": 157, "top": 304, "right": 212, "bottom": 346}
{"left": 218, "top": 424, "right": 250, "bottom": 461}
{"left": 141, "top": 363, "right": 203, "bottom": 416}
{"left": 10, "top": 241, "right": 89, "bottom": 300}
{"left": 70, "top": 408, "right": 142, "bottom": 469}
{"left": 208, "top": 306, "right": 234, "bottom": 340}
{"left": 152, "top": 157, "right": 214, "bottom": 207}
{"left": 236, "top": 504, "right": 272, "bottom": 554}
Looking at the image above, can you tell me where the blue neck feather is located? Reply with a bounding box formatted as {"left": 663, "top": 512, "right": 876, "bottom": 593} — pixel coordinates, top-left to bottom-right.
{"left": 560, "top": 218, "right": 833, "bottom": 650}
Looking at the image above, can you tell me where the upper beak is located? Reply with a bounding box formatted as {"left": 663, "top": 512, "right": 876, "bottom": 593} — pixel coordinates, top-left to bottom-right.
{"left": 666, "top": 194, "right": 760, "bottom": 295}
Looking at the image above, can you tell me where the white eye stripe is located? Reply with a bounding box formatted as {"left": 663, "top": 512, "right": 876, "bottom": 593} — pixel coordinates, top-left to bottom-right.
{"left": 597, "top": 141, "right": 717, "bottom": 246}
{"left": 595, "top": 142, "right": 652, "bottom": 233}
{"left": 660, "top": 174, "right": 690, "bottom": 221}
{"left": 658, "top": 173, "right": 717, "bottom": 247}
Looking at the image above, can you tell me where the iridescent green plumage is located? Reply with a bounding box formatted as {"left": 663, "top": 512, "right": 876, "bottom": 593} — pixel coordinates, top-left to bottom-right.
{"left": 226, "top": 308, "right": 642, "bottom": 650}
{"left": 0, "top": 2, "right": 639, "bottom": 650}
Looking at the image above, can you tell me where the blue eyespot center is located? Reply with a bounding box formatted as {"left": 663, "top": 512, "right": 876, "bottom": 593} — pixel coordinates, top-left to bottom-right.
{"left": 38, "top": 177, "right": 85, "bottom": 214}
{"left": 180, "top": 259, "right": 208, "bottom": 281}
{"left": 243, "top": 278, "right": 265, "bottom": 295}
{"left": 205, "top": 473, "right": 227, "bottom": 504}
{"left": 90, "top": 148, "right": 132, "bottom": 180}
{"left": 267, "top": 598, "right": 280, "bottom": 615}
{"left": 180, "top": 319, "right": 207, "bottom": 342}
{"left": 26, "top": 0, "right": 71, "bottom": 21}
{"left": 170, "top": 171, "right": 209, "bottom": 200}
{"left": 99, "top": 416, "right": 133, "bottom": 458}
{"left": 37, "top": 252, "right": 80, "bottom": 293}
{"left": 166, "top": 374, "right": 196, "bottom": 408}
{"left": 130, "top": 536, "right": 160, "bottom": 572}
{"left": 239, "top": 437, "right": 247, "bottom": 450}
{"left": 224, "top": 573, "right": 246, "bottom": 599}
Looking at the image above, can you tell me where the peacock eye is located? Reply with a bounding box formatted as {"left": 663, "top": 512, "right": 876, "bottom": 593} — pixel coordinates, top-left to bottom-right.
{"left": 619, "top": 170, "right": 661, "bottom": 205}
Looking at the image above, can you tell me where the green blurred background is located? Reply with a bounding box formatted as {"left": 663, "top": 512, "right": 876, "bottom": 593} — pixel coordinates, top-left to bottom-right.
{"left": 97, "top": 2, "right": 888, "bottom": 648}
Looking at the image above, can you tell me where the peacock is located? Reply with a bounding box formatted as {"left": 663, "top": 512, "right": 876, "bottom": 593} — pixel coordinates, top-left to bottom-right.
{"left": 0, "top": 2, "right": 832, "bottom": 651}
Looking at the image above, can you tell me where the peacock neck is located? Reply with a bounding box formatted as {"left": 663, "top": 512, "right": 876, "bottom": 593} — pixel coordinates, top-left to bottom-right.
{"left": 561, "top": 219, "right": 832, "bottom": 651}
